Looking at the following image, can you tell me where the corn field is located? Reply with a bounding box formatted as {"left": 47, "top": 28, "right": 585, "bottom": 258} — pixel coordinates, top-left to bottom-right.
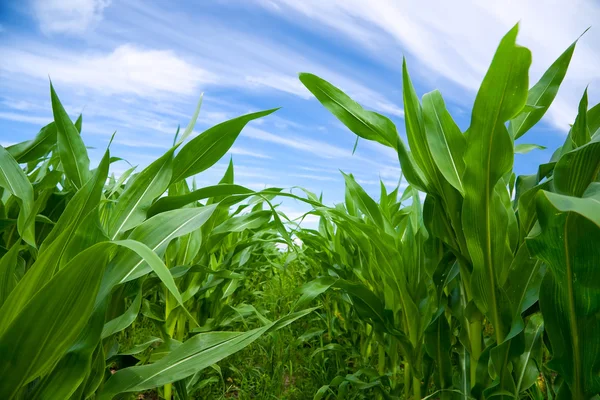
{"left": 0, "top": 25, "right": 599, "bottom": 400}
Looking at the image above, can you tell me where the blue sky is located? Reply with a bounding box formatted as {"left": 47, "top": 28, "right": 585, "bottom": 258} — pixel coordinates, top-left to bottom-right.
{"left": 1, "top": 0, "right": 599, "bottom": 225}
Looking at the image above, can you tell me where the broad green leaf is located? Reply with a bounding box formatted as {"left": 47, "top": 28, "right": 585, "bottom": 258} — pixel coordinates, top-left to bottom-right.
{"left": 561, "top": 89, "right": 591, "bottom": 157}
{"left": 527, "top": 190, "right": 600, "bottom": 398}
{"left": 50, "top": 82, "right": 90, "bottom": 188}
{"left": 0, "top": 243, "right": 112, "bottom": 397}
{"left": 99, "top": 205, "right": 218, "bottom": 297}
{"left": 403, "top": 59, "right": 443, "bottom": 193}
{"left": 7, "top": 122, "right": 57, "bottom": 163}
{"left": 171, "top": 109, "right": 277, "bottom": 183}
{"left": 554, "top": 135, "right": 600, "bottom": 197}
{"left": 114, "top": 239, "right": 185, "bottom": 306}
{"left": 462, "top": 24, "right": 531, "bottom": 342}
{"left": 299, "top": 72, "right": 398, "bottom": 148}
{"left": 299, "top": 72, "right": 430, "bottom": 191}
{"left": 588, "top": 102, "right": 600, "bottom": 138}
{"left": 107, "top": 147, "right": 175, "bottom": 238}
{"left": 212, "top": 210, "right": 272, "bottom": 235}
{"left": 118, "top": 337, "right": 163, "bottom": 356}
{"left": 509, "top": 37, "right": 580, "bottom": 139}
{"left": 295, "top": 276, "right": 336, "bottom": 308}
{"left": 98, "top": 308, "right": 316, "bottom": 398}
{"left": 424, "top": 315, "right": 452, "bottom": 395}
{"left": 40, "top": 148, "right": 110, "bottom": 251}
{"left": 101, "top": 285, "right": 143, "bottom": 339}
{"left": 0, "top": 146, "right": 35, "bottom": 246}
{"left": 571, "top": 88, "right": 591, "bottom": 147}
{"left": 342, "top": 172, "right": 385, "bottom": 229}
{"left": 422, "top": 90, "right": 466, "bottom": 194}
{"left": 30, "top": 297, "right": 108, "bottom": 400}
{"left": 148, "top": 184, "right": 253, "bottom": 217}
{"left": 513, "top": 314, "right": 544, "bottom": 395}
{"left": 514, "top": 143, "right": 546, "bottom": 154}
{"left": 0, "top": 242, "right": 21, "bottom": 308}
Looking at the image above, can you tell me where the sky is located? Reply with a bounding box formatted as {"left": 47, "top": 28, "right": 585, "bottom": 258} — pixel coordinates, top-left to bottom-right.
{"left": 1, "top": 0, "right": 599, "bottom": 226}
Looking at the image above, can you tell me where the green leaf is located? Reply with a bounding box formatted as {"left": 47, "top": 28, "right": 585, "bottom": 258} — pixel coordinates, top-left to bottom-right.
{"left": 299, "top": 72, "right": 398, "bottom": 148}
{"left": 99, "top": 205, "right": 218, "bottom": 298}
{"left": 342, "top": 172, "right": 385, "bottom": 229}
{"left": 514, "top": 143, "right": 546, "bottom": 154}
{"left": 0, "top": 242, "right": 21, "bottom": 309}
{"left": 7, "top": 122, "right": 57, "bottom": 163}
{"left": 171, "top": 109, "right": 278, "bottom": 183}
{"left": 50, "top": 82, "right": 90, "bottom": 188}
{"left": 554, "top": 135, "right": 600, "bottom": 197}
{"left": 561, "top": 89, "right": 591, "bottom": 156}
{"left": 298, "top": 72, "right": 430, "bottom": 191}
{"left": 212, "top": 210, "right": 272, "bottom": 235}
{"left": 98, "top": 308, "right": 316, "bottom": 398}
{"left": 295, "top": 276, "right": 336, "bottom": 309}
{"left": 513, "top": 314, "right": 544, "bottom": 395}
{"left": 0, "top": 243, "right": 112, "bottom": 397}
{"left": 177, "top": 93, "right": 204, "bottom": 145}
{"left": 588, "top": 102, "right": 600, "bottom": 138}
{"left": 422, "top": 90, "right": 466, "bottom": 194}
{"left": 0, "top": 151, "right": 110, "bottom": 335}
{"left": 114, "top": 239, "right": 185, "bottom": 306}
{"left": 0, "top": 146, "right": 35, "bottom": 246}
{"left": 148, "top": 184, "right": 253, "bottom": 217}
{"left": 403, "top": 59, "right": 443, "bottom": 193}
{"left": 424, "top": 315, "right": 452, "bottom": 394}
{"left": 29, "top": 297, "right": 108, "bottom": 400}
{"left": 107, "top": 147, "right": 175, "bottom": 238}
{"left": 509, "top": 36, "right": 580, "bottom": 139}
{"left": 101, "top": 285, "right": 143, "bottom": 339}
{"left": 462, "top": 24, "right": 531, "bottom": 343}
{"left": 527, "top": 190, "right": 600, "bottom": 398}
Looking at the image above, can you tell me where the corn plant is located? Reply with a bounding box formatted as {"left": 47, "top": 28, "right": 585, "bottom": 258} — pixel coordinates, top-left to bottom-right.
{"left": 299, "top": 24, "right": 600, "bottom": 400}
{"left": 0, "top": 84, "right": 315, "bottom": 399}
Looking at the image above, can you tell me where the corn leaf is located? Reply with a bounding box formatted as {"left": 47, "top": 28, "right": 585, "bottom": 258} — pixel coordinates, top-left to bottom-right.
{"left": 527, "top": 190, "right": 600, "bottom": 398}
{"left": 50, "top": 83, "right": 90, "bottom": 188}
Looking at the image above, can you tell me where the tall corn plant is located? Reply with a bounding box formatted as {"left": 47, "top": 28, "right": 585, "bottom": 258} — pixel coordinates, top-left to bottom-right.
{"left": 295, "top": 178, "right": 448, "bottom": 399}
{"left": 0, "top": 84, "right": 314, "bottom": 399}
{"left": 299, "top": 24, "right": 600, "bottom": 399}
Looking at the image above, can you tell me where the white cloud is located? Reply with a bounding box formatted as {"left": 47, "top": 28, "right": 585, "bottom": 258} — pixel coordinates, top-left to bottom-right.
{"left": 246, "top": 75, "right": 312, "bottom": 99}
{"left": 242, "top": 126, "right": 354, "bottom": 159}
{"left": 289, "top": 173, "right": 337, "bottom": 182}
{"left": 113, "top": 138, "right": 168, "bottom": 149}
{"left": 228, "top": 147, "right": 272, "bottom": 159}
{"left": 258, "top": 0, "right": 600, "bottom": 131}
{"left": 0, "top": 44, "right": 214, "bottom": 97}
{"left": 33, "top": 0, "right": 112, "bottom": 35}
{"left": 298, "top": 165, "right": 338, "bottom": 174}
{"left": 0, "top": 112, "right": 51, "bottom": 125}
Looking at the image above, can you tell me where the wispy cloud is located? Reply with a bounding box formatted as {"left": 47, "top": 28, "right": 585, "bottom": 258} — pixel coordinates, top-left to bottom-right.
{"left": 289, "top": 173, "right": 337, "bottom": 182}
{"left": 0, "top": 44, "right": 214, "bottom": 97}
{"left": 33, "top": 0, "right": 112, "bottom": 35}
{"left": 228, "top": 147, "right": 272, "bottom": 159}
{"left": 0, "top": 112, "right": 50, "bottom": 126}
{"left": 258, "top": 0, "right": 600, "bottom": 130}
{"left": 242, "top": 126, "right": 350, "bottom": 159}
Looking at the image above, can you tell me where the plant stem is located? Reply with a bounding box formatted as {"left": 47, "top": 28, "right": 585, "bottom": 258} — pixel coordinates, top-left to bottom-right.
{"left": 378, "top": 343, "right": 386, "bottom": 375}
{"left": 469, "top": 319, "right": 482, "bottom": 386}
{"left": 404, "top": 362, "right": 411, "bottom": 399}
{"left": 413, "top": 375, "right": 422, "bottom": 400}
